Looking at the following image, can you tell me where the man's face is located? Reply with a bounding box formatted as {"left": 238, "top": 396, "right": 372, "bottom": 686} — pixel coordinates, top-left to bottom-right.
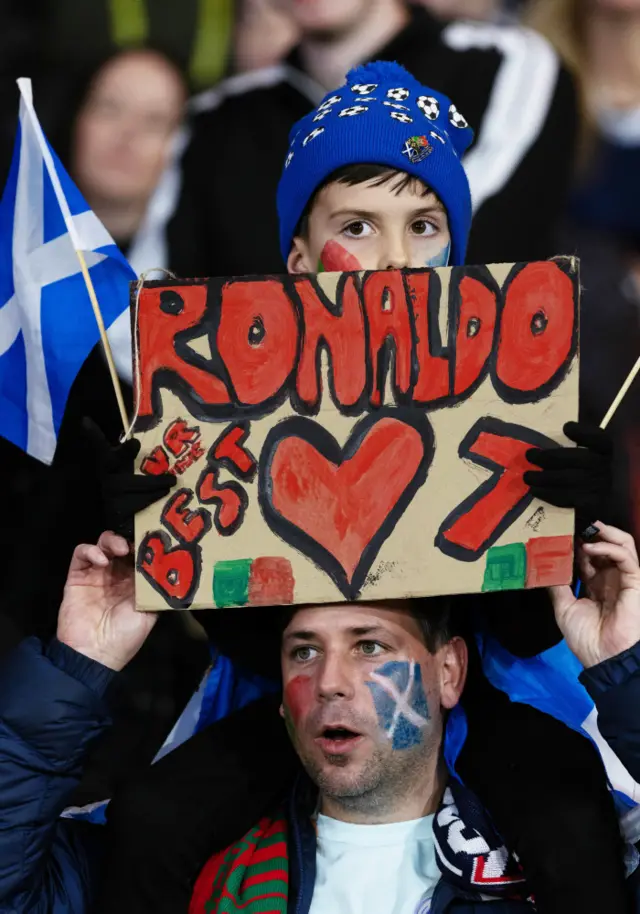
{"left": 280, "top": 602, "right": 466, "bottom": 812}
{"left": 284, "top": 0, "right": 371, "bottom": 36}
{"left": 287, "top": 175, "right": 452, "bottom": 274}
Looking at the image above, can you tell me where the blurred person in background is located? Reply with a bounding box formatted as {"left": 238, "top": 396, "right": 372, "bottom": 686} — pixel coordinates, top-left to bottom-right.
{"left": 410, "top": 0, "right": 506, "bottom": 20}
{"left": 42, "top": 0, "right": 234, "bottom": 91}
{"left": 172, "top": 0, "right": 578, "bottom": 279}
{"left": 71, "top": 49, "right": 187, "bottom": 267}
{"left": 234, "top": 0, "right": 300, "bottom": 71}
{"left": 527, "top": 0, "right": 640, "bottom": 540}
{"left": 0, "top": 48, "right": 208, "bottom": 810}
{"left": 67, "top": 48, "right": 188, "bottom": 385}
{"left": 527, "top": 0, "right": 640, "bottom": 246}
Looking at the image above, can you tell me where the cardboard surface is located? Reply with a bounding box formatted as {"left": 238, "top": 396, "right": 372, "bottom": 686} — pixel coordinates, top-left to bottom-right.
{"left": 133, "top": 260, "right": 579, "bottom": 611}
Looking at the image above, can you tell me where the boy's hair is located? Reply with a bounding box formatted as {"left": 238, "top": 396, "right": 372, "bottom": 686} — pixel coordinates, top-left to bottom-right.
{"left": 295, "top": 162, "right": 436, "bottom": 240}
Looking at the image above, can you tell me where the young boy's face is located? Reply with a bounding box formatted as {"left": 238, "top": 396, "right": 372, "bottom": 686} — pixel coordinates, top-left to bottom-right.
{"left": 287, "top": 174, "right": 451, "bottom": 275}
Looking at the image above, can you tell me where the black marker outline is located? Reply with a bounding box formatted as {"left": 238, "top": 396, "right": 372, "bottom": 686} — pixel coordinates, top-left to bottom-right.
{"left": 288, "top": 271, "right": 369, "bottom": 418}
{"left": 160, "top": 486, "right": 212, "bottom": 544}
{"left": 211, "top": 420, "right": 258, "bottom": 482}
{"left": 196, "top": 464, "right": 249, "bottom": 537}
{"left": 435, "top": 416, "right": 559, "bottom": 562}
{"left": 136, "top": 528, "right": 201, "bottom": 609}
{"left": 490, "top": 262, "right": 579, "bottom": 405}
{"left": 259, "top": 407, "right": 435, "bottom": 600}
{"left": 361, "top": 270, "right": 418, "bottom": 408}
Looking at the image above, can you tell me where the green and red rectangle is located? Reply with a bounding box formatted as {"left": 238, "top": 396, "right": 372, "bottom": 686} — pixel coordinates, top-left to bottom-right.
{"left": 213, "top": 557, "right": 295, "bottom": 607}
{"left": 482, "top": 535, "right": 573, "bottom": 592}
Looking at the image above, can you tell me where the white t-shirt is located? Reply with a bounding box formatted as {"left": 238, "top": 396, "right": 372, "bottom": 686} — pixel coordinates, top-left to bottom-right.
{"left": 308, "top": 812, "right": 440, "bottom": 914}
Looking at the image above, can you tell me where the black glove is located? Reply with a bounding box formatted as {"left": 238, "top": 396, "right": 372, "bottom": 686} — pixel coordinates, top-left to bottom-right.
{"left": 83, "top": 417, "right": 176, "bottom": 540}
{"left": 523, "top": 421, "right": 613, "bottom": 529}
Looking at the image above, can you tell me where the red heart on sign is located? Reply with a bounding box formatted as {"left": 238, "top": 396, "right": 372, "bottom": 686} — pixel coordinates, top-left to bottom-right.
{"left": 259, "top": 411, "right": 433, "bottom": 598}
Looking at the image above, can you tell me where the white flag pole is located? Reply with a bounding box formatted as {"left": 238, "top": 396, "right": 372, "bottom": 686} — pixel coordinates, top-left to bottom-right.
{"left": 600, "top": 354, "right": 640, "bottom": 429}
{"left": 17, "top": 78, "right": 130, "bottom": 435}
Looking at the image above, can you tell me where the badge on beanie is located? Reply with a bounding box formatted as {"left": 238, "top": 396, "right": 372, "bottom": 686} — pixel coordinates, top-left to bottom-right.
{"left": 402, "top": 135, "right": 433, "bottom": 164}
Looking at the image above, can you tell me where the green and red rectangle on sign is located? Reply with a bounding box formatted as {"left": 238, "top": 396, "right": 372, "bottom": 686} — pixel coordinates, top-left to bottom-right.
{"left": 482, "top": 536, "right": 573, "bottom": 592}
{"left": 213, "top": 557, "right": 295, "bottom": 608}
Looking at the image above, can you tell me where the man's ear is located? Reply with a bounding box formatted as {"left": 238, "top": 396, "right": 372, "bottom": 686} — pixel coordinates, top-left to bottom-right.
{"left": 287, "top": 236, "right": 314, "bottom": 274}
{"left": 279, "top": 702, "right": 285, "bottom": 719}
{"left": 438, "top": 636, "right": 468, "bottom": 710}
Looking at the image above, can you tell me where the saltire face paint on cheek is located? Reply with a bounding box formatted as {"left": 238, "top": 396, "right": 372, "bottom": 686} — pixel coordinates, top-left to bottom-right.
{"left": 424, "top": 240, "right": 451, "bottom": 268}
{"left": 365, "top": 660, "right": 430, "bottom": 750}
{"left": 318, "top": 240, "right": 363, "bottom": 273}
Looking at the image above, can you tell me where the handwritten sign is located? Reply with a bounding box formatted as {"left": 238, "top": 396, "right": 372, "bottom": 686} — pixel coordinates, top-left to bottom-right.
{"left": 133, "top": 260, "right": 579, "bottom": 611}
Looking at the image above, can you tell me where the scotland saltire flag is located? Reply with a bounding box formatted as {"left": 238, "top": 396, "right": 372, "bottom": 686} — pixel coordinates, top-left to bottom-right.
{"left": 0, "top": 79, "right": 135, "bottom": 464}
{"left": 477, "top": 633, "right": 640, "bottom": 823}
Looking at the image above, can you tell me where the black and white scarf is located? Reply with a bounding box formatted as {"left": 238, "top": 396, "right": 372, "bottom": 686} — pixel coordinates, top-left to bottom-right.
{"left": 432, "top": 780, "right": 531, "bottom": 902}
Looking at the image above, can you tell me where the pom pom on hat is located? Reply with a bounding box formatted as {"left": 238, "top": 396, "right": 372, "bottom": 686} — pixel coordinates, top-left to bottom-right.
{"left": 277, "top": 61, "right": 474, "bottom": 266}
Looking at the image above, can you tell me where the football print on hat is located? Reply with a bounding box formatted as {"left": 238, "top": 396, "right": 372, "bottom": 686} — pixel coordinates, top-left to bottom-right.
{"left": 339, "top": 105, "right": 369, "bottom": 117}
{"left": 303, "top": 127, "right": 325, "bottom": 146}
{"left": 315, "top": 95, "right": 341, "bottom": 118}
{"left": 387, "top": 87, "right": 410, "bottom": 101}
{"left": 390, "top": 111, "right": 413, "bottom": 123}
{"left": 448, "top": 104, "right": 469, "bottom": 128}
{"left": 352, "top": 83, "right": 378, "bottom": 95}
{"left": 417, "top": 96, "right": 440, "bottom": 121}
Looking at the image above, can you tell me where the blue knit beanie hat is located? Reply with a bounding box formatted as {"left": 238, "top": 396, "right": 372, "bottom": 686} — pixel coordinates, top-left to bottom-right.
{"left": 277, "top": 61, "right": 474, "bottom": 267}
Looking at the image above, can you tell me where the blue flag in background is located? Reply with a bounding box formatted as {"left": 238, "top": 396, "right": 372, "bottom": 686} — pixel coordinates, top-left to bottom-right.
{"left": 0, "top": 78, "right": 135, "bottom": 464}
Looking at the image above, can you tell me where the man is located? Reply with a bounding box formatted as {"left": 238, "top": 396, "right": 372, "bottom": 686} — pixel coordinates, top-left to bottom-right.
{"left": 1, "top": 521, "right": 640, "bottom": 913}
{"left": 169, "top": 0, "right": 577, "bottom": 278}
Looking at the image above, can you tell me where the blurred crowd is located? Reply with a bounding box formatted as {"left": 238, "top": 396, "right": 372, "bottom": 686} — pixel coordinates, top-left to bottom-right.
{"left": 2, "top": 0, "right": 640, "bottom": 808}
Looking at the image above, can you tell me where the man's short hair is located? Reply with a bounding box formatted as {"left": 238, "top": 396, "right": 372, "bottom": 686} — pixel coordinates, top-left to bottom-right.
{"left": 295, "top": 162, "right": 435, "bottom": 240}
{"left": 407, "top": 596, "right": 461, "bottom": 654}
{"left": 278, "top": 594, "right": 462, "bottom": 656}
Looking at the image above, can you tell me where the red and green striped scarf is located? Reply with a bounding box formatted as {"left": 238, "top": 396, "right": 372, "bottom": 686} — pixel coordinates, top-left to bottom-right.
{"left": 190, "top": 813, "right": 289, "bottom": 914}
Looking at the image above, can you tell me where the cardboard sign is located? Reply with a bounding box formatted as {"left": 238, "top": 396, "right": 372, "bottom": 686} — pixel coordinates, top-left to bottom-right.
{"left": 133, "top": 260, "right": 579, "bottom": 611}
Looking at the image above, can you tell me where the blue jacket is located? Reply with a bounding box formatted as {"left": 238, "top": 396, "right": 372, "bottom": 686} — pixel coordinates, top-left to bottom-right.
{"left": 2, "top": 636, "right": 640, "bottom": 913}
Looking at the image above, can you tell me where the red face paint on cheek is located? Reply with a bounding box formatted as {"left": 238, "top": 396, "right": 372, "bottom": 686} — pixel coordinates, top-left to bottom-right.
{"left": 320, "top": 241, "right": 362, "bottom": 272}
{"left": 284, "top": 674, "right": 314, "bottom": 726}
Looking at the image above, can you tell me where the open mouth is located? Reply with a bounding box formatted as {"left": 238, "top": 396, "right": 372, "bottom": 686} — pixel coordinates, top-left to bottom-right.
{"left": 323, "top": 727, "right": 359, "bottom": 740}
{"left": 315, "top": 726, "right": 363, "bottom": 753}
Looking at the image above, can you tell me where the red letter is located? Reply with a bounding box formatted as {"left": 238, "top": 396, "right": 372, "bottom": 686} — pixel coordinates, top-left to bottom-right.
{"left": 137, "top": 284, "right": 230, "bottom": 422}
{"left": 436, "top": 418, "right": 557, "bottom": 560}
{"left": 294, "top": 275, "right": 366, "bottom": 409}
{"left": 452, "top": 274, "right": 498, "bottom": 396}
{"left": 164, "top": 419, "right": 200, "bottom": 457}
{"left": 212, "top": 423, "right": 257, "bottom": 480}
{"left": 362, "top": 271, "right": 413, "bottom": 407}
{"left": 196, "top": 466, "right": 248, "bottom": 536}
{"left": 495, "top": 262, "right": 576, "bottom": 400}
{"left": 141, "top": 446, "right": 170, "bottom": 476}
{"left": 136, "top": 531, "right": 200, "bottom": 607}
{"left": 406, "top": 271, "right": 449, "bottom": 403}
{"left": 217, "top": 278, "right": 298, "bottom": 405}
{"left": 161, "top": 488, "right": 211, "bottom": 544}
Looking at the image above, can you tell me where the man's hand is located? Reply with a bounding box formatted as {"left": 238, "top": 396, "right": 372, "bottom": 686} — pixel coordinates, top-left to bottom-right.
{"left": 549, "top": 522, "right": 640, "bottom": 668}
{"left": 57, "top": 531, "right": 157, "bottom": 671}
